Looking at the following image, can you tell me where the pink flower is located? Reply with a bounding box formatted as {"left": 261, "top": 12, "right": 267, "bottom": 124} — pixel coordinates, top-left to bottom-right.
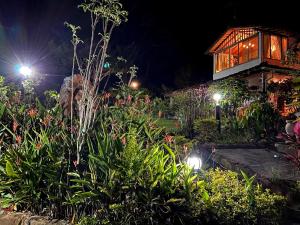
{"left": 294, "top": 121, "right": 300, "bottom": 137}
{"left": 73, "top": 160, "right": 78, "bottom": 167}
{"left": 127, "top": 95, "right": 132, "bottom": 104}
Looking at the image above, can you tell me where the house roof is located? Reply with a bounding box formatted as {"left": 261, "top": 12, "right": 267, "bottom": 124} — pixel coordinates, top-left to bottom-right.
{"left": 207, "top": 26, "right": 297, "bottom": 55}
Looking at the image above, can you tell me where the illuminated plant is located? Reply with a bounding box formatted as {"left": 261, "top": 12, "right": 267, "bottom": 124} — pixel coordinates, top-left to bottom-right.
{"left": 66, "top": 0, "right": 128, "bottom": 163}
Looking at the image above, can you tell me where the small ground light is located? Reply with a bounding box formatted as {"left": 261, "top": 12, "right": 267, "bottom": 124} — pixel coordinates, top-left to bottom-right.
{"left": 187, "top": 156, "right": 202, "bottom": 170}
{"left": 19, "top": 66, "right": 32, "bottom": 77}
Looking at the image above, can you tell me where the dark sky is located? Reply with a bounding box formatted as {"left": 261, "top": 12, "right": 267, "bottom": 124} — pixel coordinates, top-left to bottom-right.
{"left": 0, "top": 0, "right": 299, "bottom": 92}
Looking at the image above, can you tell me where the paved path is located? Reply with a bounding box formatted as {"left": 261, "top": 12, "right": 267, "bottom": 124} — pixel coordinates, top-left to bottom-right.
{"left": 211, "top": 148, "right": 300, "bottom": 182}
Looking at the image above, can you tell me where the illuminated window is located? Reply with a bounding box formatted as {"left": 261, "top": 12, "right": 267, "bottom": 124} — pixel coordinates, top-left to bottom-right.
{"left": 230, "top": 44, "right": 239, "bottom": 67}
{"left": 264, "top": 34, "right": 287, "bottom": 60}
{"left": 249, "top": 36, "right": 259, "bottom": 60}
{"left": 216, "top": 49, "right": 230, "bottom": 72}
{"left": 214, "top": 29, "right": 260, "bottom": 73}
{"left": 271, "top": 35, "right": 281, "bottom": 60}
{"left": 239, "top": 41, "right": 248, "bottom": 64}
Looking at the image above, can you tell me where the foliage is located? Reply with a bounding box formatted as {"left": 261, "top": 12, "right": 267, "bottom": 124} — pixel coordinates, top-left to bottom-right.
{"left": 239, "top": 100, "right": 280, "bottom": 139}
{"left": 208, "top": 77, "right": 250, "bottom": 118}
{"left": 0, "top": 80, "right": 286, "bottom": 225}
{"left": 193, "top": 118, "right": 218, "bottom": 143}
{"left": 288, "top": 76, "right": 300, "bottom": 112}
{"left": 205, "top": 169, "right": 285, "bottom": 225}
{"left": 169, "top": 85, "right": 212, "bottom": 137}
{"left": 152, "top": 97, "right": 168, "bottom": 117}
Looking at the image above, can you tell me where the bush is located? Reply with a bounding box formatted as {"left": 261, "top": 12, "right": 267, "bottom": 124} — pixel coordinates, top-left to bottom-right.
{"left": 205, "top": 169, "right": 285, "bottom": 225}
{"left": 193, "top": 118, "right": 218, "bottom": 143}
{"left": 240, "top": 100, "right": 280, "bottom": 140}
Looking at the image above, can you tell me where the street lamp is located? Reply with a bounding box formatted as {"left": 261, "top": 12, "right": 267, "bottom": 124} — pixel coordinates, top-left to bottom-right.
{"left": 213, "top": 93, "right": 222, "bottom": 133}
{"left": 19, "top": 65, "right": 33, "bottom": 77}
{"left": 187, "top": 155, "right": 202, "bottom": 171}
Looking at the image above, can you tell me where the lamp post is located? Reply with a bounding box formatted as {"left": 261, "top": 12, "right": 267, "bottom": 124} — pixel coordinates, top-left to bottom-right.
{"left": 213, "top": 93, "right": 221, "bottom": 134}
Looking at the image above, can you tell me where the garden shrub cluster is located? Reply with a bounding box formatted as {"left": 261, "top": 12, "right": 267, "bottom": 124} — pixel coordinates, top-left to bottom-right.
{"left": 0, "top": 76, "right": 286, "bottom": 225}
{"left": 164, "top": 77, "right": 285, "bottom": 146}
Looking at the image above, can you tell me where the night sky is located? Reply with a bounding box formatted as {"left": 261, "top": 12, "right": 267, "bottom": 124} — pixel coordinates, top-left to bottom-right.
{"left": 0, "top": 0, "right": 299, "bottom": 93}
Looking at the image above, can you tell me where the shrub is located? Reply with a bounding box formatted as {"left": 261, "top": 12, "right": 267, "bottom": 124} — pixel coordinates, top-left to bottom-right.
{"left": 193, "top": 118, "right": 218, "bottom": 143}
{"left": 205, "top": 169, "right": 286, "bottom": 225}
{"left": 240, "top": 100, "right": 280, "bottom": 140}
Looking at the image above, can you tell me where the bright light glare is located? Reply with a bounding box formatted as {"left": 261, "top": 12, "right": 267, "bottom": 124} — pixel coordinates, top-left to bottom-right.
{"left": 187, "top": 156, "right": 202, "bottom": 170}
{"left": 130, "top": 80, "right": 140, "bottom": 90}
{"left": 19, "top": 66, "right": 32, "bottom": 77}
{"left": 213, "top": 93, "right": 221, "bottom": 103}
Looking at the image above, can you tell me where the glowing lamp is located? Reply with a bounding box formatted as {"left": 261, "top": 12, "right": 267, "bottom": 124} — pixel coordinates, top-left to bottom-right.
{"left": 19, "top": 66, "right": 32, "bottom": 77}
{"left": 187, "top": 156, "right": 202, "bottom": 170}
{"left": 130, "top": 80, "right": 140, "bottom": 90}
{"left": 213, "top": 93, "right": 221, "bottom": 104}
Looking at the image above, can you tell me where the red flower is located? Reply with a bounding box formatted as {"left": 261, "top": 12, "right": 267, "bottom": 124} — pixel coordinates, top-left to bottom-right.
{"left": 164, "top": 135, "right": 173, "bottom": 143}
{"left": 35, "top": 143, "right": 42, "bottom": 151}
{"left": 16, "top": 135, "right": 22, "bottom": 145}
{"left": 28, "top": 108, "right": 38, "bottom": 118}
{"left": 42, "top": 114, "right": 53, "bottom": 127}
{"left": 12, "top": 120, "right": 18, "bottom": 133}
{"left": 121, "top": 136, "right": 126, "bottom": 145}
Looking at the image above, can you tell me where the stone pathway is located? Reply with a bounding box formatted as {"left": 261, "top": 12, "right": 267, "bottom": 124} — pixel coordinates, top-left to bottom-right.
{"left": 211, "top": 148, "right": 300, "bottom": 182}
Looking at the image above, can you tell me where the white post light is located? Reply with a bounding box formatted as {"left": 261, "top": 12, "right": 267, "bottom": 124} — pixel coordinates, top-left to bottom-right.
{"left": 213, "top": 93, "right": 221, "bottom": 105}
{"left": 19, "top": 66, "right": 32, "bottom": 77}
{"left": 187, "top": 156, "right": 202, "bottom": 170}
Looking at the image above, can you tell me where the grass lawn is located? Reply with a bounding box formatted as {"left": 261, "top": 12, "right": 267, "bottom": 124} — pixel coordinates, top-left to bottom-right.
{"left": 155, "top": 118, "right": 180, "bottom": 132}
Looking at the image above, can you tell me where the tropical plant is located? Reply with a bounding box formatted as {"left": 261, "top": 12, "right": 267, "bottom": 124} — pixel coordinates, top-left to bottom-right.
{"left": 65, "top": 0, "right": 128, "bottom": 164}
{"left": 239, "top": 100, "right": 280, "bottom": 140}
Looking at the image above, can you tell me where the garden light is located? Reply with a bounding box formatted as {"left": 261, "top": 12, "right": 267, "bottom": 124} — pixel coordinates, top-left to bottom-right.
{"left": 213, "top": 93, "right": 222, "bottom": 133}
{"left": 130, "top": 80, "right": 140, "bottom": 90}
{"left": 187, "top": 156, "right": 202, "bottom": 170}
{"left": 213, "top": 93, "right": 221, "bottom": 105}
{"left": 19, "top": 65, "right": 33, "bottom": 77}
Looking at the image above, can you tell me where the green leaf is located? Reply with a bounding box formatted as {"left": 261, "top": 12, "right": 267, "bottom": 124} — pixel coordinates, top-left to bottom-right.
{"left": 0, "top": 102, "right": 6, "bottom": 119}
{"left": 67, "top": 172, "right": 81, "bottom": 178}
{"left": 5, "top": 161, "right": 18, "bottom": 178}
{"left": 166, "top": 198, "right": 185, "bottom": 204}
